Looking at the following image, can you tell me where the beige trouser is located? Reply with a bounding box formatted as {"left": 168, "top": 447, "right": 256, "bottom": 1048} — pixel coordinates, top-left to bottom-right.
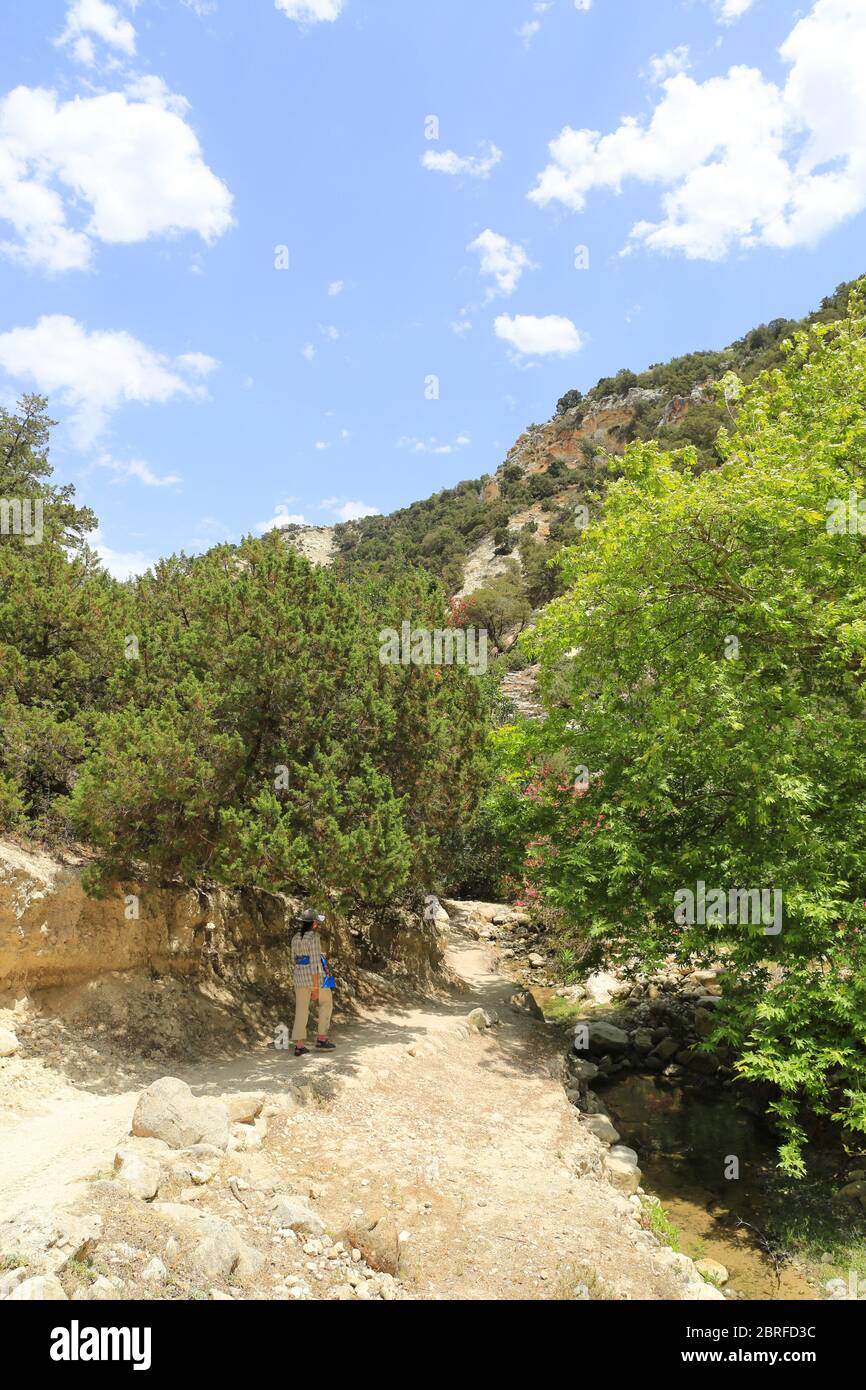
{"left": 292, "top": 985, "right": 333, "bottom": 1042}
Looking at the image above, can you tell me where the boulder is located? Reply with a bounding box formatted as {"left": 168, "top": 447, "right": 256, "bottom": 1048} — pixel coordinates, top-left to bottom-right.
{"left": 693, "top": 1009, "right": 716, "bottom": 1039}
{"left": 583, "top": 972, "right": 626, "bottom": 1005}
{"left": 7, "top": 1275, "right": 68, "bottom": 1300}
{"left": 510, "top": 989, "right": 545, "bottom": 1021}
{"left": 586, "top": 1021, "right": 630, "bottom": 1054}
{"left": 604, "top": 1154, "right": 642, "bottom": 1194}
{"left": 132, "top": 1077, "right": 230, "bottom": 1151}
{"left": 467, "top": 1007, "right": 498, "bottom": 1030}
{"left": 224, "top": 1092, "right": 265, "bottom": 1124}
{"left": 569, "top": 1058, "right": 599, "bottom": 1084}
{"left": 837, "top": 1180, "right": 866, "bottom": 1209}
{"left": 0, "top": 1027, "right": 19, "bottom": 1057}
{"left": 582, "top": 1115, "right": 620, "bottom": 1144}
{"left": 610, "top": 1144, "right": 639, "bottom": 1167}
{"left": 269, "top": 1196, "right": 326, "bottom": 1236}
{"left": 696, "top": 1258, "right": 729, "bottom": 1286}
{"left": 114, "top": 1147, "right": 161, "bottom": 1200}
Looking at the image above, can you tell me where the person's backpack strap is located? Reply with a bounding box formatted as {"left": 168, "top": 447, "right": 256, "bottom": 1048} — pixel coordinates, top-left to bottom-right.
{"left": 320, "top": 954, "right": 336, "bottom": 989}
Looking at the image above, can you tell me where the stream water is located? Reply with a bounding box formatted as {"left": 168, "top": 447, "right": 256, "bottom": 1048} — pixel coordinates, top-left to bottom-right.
{"left": 600, "top": 1073, "right": 818, "bottom": 1300}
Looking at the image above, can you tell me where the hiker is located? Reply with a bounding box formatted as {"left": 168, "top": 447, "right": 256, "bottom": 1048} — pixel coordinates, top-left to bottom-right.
{"left": 290, "top": 907, "right": 336, "bottom": 1058}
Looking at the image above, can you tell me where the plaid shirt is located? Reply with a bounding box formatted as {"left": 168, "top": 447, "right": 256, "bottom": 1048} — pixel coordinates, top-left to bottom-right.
{"left": 291, "top": 930, "right": 323, "bottom": 989}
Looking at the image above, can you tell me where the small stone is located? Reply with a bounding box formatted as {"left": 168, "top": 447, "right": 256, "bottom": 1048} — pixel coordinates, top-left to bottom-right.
{"left": 604, "top": 1154, "right": 642, "bottom": 1193}
{"left": 696, "top": 1258, "right": 729, "bottom": 1286}
{"left": 141, "top": 1257, "right": 167, "bottom": 1283}
{"left": 270, "top": 1197, "right": 326, "bottom": 1236}
{"left": 582, "top": 1114, "right": 620, "bottom": 1144}
{"left": 0, "top": 1028, "right": 20, "bottom": 1057}
{"left": 467, "top": 1007, "right": 498, "bottom": 1030}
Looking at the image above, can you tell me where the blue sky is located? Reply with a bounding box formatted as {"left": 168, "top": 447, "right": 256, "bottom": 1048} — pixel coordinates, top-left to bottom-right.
{"left": 0, "top": 0, "right": 863, "bottom": 575}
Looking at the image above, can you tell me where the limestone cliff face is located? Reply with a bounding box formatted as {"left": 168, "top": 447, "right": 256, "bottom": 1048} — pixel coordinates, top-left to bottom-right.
{"left": 282, "top": 524, "right": 337, "bottom": 567}
{"left": 485, "top": 386, "right": 671, "bottom": 501}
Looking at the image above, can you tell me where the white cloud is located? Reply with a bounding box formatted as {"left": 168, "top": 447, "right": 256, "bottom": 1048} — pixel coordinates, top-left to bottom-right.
{"left": 396, "top": 434, "right": 471, "bottom": 456}
{"left": 58, "top": 1, "right": 136, "bottom": 65}
{"left": 302, "top": 343, "right": 316, "bottom": 360}
{"left": 422, "top": 141, "right": 503, "bottom": 179}
{"left": 320, "top": 324, "right": 341, "bottom": 340}
{"left": 182, "top": 0, "right": 218, "bottom": 15}
{"left": 528, "top": 0, "right": 866, "bottom": 261}
{"left": 450, "top": 318, "right": 473, "bottom": 335}
{"left": 275, "top": 0, "right": 346, "bottom": 22}
{"left": 0, "top": 84, "right": 233, "bottom": 271}
{"left": 0, "top": 315, "right": 218, "bottom": 447}
{"left": 519, "top": 1, "right": 553, "bottom": 45}
{"left": 92, "top": 531, "right": 153, "bottom": 580}
{"left": 468, "top": 228, "right": 535, "bottom": 297}
{"left": 256, "top": 503, "right": 309, "bottom": 533}
{"left": 314, "top": 440, "right": 329, "bottom": 450}
{"left": 648, "top": 47, "right": 691, "bottom": 84}
{"left": 327, "top": 279, "right": 344, "bottom": 296}
{"left": 494, "top": 313, "right": 583, "bottom": 356}
{"left": 714, "top": 0, "right": 755, "bottom": 21}
{"left": 320, "top": 497, "right": 380, "bottom": 522}
{"left": 96, "top": 453, "right": 181, "bottom": 488}
{"left": 574, "top": 0, "right": 592, "bottom": 10}
{"left": 176, "top": 351, "right": 219, "bottom": 377}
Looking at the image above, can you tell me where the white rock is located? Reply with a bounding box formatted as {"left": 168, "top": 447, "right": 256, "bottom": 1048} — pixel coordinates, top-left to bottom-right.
{"left": 269, "top": 1196, "right": 326, "bottom": 1236}
{"left": 141, "top": 1258, "right": 167, "bottom": 1284}
{"left": 582, "top": 1114, "right": 620, "bottom": 1144}
{"left": 132, "top": 1076, "right": 230, "bottom": 1151}
{"left": 114, "top": 1147, "right": 161, "bottom": 1200}
{"left": 604, "top": 1155, "right": 642, "bottom": 1193}
{"left": 7, "top": 1275, "right": 68, "bottom": 1300}
{"left": 467, "top": 1007, "right": 498, "bottom": 1030}
{"left": 609, "top": 1144, "right": 639, "bottom": 1168}
{"left": 0, "top": 1028, "right": 19, "bottom": 1057}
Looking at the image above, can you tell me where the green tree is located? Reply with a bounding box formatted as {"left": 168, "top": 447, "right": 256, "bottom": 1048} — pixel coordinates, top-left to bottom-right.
{"left": 507, "top": 288, "right": 866, "bottom": 1171}
{"left": 0, "top": 396, "right": 119, "bottom": 833}
{"left": 461, "top": 562, "right": 531, "bottom": 655}
{"left": 69, "top": 537, "right": 489, "bottom": 907}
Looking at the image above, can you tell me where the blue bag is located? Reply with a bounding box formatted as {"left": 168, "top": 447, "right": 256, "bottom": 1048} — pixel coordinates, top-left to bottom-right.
{"left": 320, "top": 954, "right": 336, "bottom": 990}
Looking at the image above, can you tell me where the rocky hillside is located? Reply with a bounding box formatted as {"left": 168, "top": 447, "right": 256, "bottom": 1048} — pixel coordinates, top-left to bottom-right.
{"left": 284, "top": 277, "right": 859, "bottom": 599}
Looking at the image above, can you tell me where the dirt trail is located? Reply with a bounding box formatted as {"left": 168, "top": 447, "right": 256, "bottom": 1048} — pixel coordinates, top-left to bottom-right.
{"left": 0, "top": 924, "right": 704, "bottom": 1299}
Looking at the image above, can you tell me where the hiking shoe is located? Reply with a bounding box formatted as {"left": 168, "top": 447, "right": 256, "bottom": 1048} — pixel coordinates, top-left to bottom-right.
{"left": 315, "top": 1039, "right": 336, "bottom": 1051}
{"left": 294, "top": 1045, "right": 309, "bottom": 1057}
